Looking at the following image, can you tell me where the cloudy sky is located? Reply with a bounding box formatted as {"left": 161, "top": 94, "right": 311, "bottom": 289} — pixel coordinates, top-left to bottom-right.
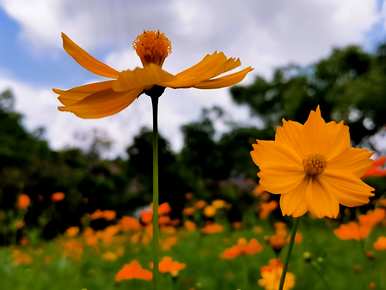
{"left": 0, "top": 0, "right": 385, "bottom": 156}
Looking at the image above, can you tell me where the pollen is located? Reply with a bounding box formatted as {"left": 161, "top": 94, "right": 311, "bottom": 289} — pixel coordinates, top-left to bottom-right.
{"left": 133, "top": 30, "right": 171, "bottom": 66}
{"left": 303, "top": 154, "right": 326, "bottom": 177}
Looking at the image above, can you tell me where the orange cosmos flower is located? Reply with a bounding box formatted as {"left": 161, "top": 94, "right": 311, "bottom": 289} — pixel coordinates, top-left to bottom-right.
{"left": 158, "top": 256, "right": 186, "bottom": 277}
{"left": 65, "top": 226, "right": 79, "bottom": 238}
{"left": 363, "top": 156, "right": 386, "bottom": 178}
{"left": 358, "top": 208, "right": 385, "bottom": 228}
{"left": 51, "top": 192, "right": 65, "bottom": 202}
{"left": 203, "top": 205, "right": 217, "bottom": 217}
{"left": 53, "top": 31, "right": 252, "bottom": 118}
{"left": 17, "top": 194, "right": 31, "bottom": 210}
{"left": 334, "top": 222, "right": 372, "bottom": 241}
{"left": 115, "top": 260, "right": 153, "bottom": 282}
{"left": 89, "top": 209, "right": 116, "bottom": 221}
{"left": 251, "top": 106, "right": 374, "bottom": 218}
{"left": 259, "top": 200, "right": 278, "bottom": 219}
{"left": 201, "top": 223, "right": 224, "bottom": 234}
{"left": 221, "top": 238, "right": 263, "bottom": 260}
{"left": 258, "top": 259, "right": 295, "bottom": 290}
{"left": 118, "top": 216, "right": 141, "bottom": 232}
{"left": 373, "top": 236, "right": 386, "bottom": 251}
{"left": 184, "top": 220, "right": 197, "bottom": 232}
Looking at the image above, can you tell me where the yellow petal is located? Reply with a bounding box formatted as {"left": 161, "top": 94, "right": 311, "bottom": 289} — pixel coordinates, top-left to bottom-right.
{"left": 54, "top": 80, "right": 113, "bottom": 106}
{"left": 62, "top": 33, "right": 119, "bottom": 78}
{"left": 302, "top": 107, "right": 350, "bottom": 158}
{"left": 306, "top": 179, "right": 339, "bottom": 218}
{"left": 275, "top": 119, "right": 307, "bottom": 157}
{"left": 327, "top": 147, "right": 373, "bottom": 178}
{"left": 194, "top": 67, "right": 253, "bottom": 89}
{"left": 113, "top": 64, "right": 174, "bottom": 92}
{"left": 280, "top": 178, "right": 308, "bottom": 217}
{"left": 59, "top": 88, "right": 141, "bottom": 119}
{"left": 258, "top": 168, "right": 305, "bottom": 194}
{"left": 162, "top": 52, "right": 237, "bottom": 88}
{"left": 322, "top": 169, "right": 374, "bottom": 207}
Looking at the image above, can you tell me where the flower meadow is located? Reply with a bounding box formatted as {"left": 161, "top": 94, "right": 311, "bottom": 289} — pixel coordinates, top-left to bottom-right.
{"left": 1, "top": 27, "right": 386, "bottom": 290}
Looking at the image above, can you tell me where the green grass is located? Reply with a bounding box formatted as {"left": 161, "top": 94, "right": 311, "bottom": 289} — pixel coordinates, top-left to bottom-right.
{"left": 0, "top": 218, "right": 384, "bottom": 290}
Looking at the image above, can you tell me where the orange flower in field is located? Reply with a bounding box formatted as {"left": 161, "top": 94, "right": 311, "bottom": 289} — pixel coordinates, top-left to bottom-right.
{"left": 158, "top": 202, "right": 171, "bottom": 215}
{"left": 258, "top": 259, "right": 295, "bottom": 290}
{"left": 221, "top": 238, "right": 263, "bottom": 260}
{"left": 51, "top": 192, "right": 65, "bottom": 202}
{"left": 358, "top": 208, "right": 385, "bottom": 228}
{"left": 251, "top": 107, "right": 374, "bottom": 218}
{"left": 161, "top": 236, "right": 178, "bottom": 251}
{"left": 204, "top": 205, "right": 217, "bottom": 217}
{"left": 118, "top": 216, "right": 141, "bottom": 232}
{"left": 65, "top": 226, "right": 79, "bottom": 238}
{"left": 115, "top": 260, "right": 152, "bottom": 282}
{"left": 195, "top": 200, "right": 207, "bottom": 209}
{"left": 259, "top": 200, "right": 278, "bottom": 219}
{"left": 158, "top": 256, "right": 186, "bottom": 277}
{"left": 201, "top": 223, "right": 224, "bottom": 234}
{"left": 12, "top": 249, "right": 33, "bottom": 265}
{"left": 373, "top": 236, "right": 386, "bottom": 251}
{"left": 89, "top": 209, "right": 116, "bottom": 221}
{"left": 334, "top": 222, "right": 372, "bottom": 241}
{"left": 17, "top": 194, "right": 30, "bottom": 210}
{"left": 184, "top": 220, "right": 197, "bottom": 232}
{"left": 140, "top": 202, "right": 172, "bottom": 224}
{"left": 183, "top": 207, "right": 195, "bottom": 216}
{"left": 53, "top": 31, "right": 252, "bottom": 118}
{"left": 363, "top": 156, "right": 386, "bottom": 178}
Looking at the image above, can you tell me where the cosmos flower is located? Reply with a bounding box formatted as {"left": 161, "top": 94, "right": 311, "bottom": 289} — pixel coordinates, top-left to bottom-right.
{"left": 221, "top": 238, "right": 263, "bottom": 260}
{"left": 258, "top": 259, "right": 295, "bottom": 290}
{"left": 16, "top": 194, "right": 31, "bottom": 210}
{"left": 157, "top": 256, "right": 186, "bottom": 277}
{"left": 51, "top": 192, "right": 65, "bottom": 202}
{"left": 363, "top": 156, "right": 386, "bottom": 178}
{"left": 373, "top": 236, "right": 386, "bottom": 251}
{"left": 53, "top": 31, "right": 253, "bottom": 118}
{"left": 251, "top": 107, "right": 374, "bottom": 218}
{"left": 115, "top": 260, "right": 152, "bottom": 282}
{"left": 201, "top": 223, "right": 224, "bottom": 234}
{"left": 334, "top": 222, "right": 372, "bottom": 241}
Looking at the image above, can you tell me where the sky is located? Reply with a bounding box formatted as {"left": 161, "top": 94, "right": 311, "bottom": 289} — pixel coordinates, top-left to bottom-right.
{"left": 0, "top": 0, "right": 385, "bottom": 157}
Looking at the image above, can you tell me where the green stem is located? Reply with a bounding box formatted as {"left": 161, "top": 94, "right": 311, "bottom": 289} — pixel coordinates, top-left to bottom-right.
{"left": 151, "top": 96, "right": 160, "bottom": 290}
{"left": 278, "top": 218, "right": 299, "bottom": 290}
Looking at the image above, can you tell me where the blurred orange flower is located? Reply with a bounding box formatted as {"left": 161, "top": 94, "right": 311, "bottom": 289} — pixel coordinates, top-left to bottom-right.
{"left": 358, "top": 208, "right": 385, "bottom": 228}
{"left": 195, "top": 200, "right": 207, "bottom": 210}
{"left": 334, "top": 222, "right": 372, "bottom": 240}
{"left": 259, "top": 201, "right": 278, "bottom": 219}
{"left": 115, "top": 260, "right": 152, "bottom": 282}
{"left": 65, "top": 226, "right": 79, "bottom": 238}
{"left": 258, "top": 259, "right": 295, "bottom": 290}
{"left": 161, "top": 236, "right": 178, "bottom": 251}
{"left": 183, "top": 207, "right": 195, "bottom": 216}
{"left": 221, "top": 238, "right": 263, "bottom": 259}
{"left": 204, "top": 205, "right": 217, "bottom": 217}
{"left": 158, "top": 256, "right": 186, "bottom": 277}
{"left": 54, "top": 31, "right": 252, "bottom": 118}
{"left": 89, "top": 209, "right": 116, "bottom": 221}
{"left": 251, "top": 107, "right": 374, "bottom": 218}
{"left": 201, "top": 223, "right": 224, "bottom": 234}
{"left": 373, "top": 236, "right": 386, "bottom": 251}
{"left": 17, "top": 194, "right": 30, "bottom": 210}
{"left": 184, "top": 220, "right": 197, "bottom": 232}
{"left": 118, "top": 216, "right": 141, "bottom": 232}
{"left": 51, "top": 192, "right": 65, "bottom": 202}
{"left": 12, "top": 249, "right": 32, "bottom": 265}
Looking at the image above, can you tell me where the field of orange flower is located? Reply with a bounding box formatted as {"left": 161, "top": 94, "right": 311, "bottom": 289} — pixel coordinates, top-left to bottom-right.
{"left": 0, "top": 196, "right": 385, "bottom": 290}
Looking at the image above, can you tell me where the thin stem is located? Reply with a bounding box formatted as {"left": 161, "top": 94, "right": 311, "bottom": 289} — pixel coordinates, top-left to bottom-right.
{"left": 278, "top": 218, "right": 299, "bottom": 290}
{"left": 151, "top": 96, "right": 160, "bottom": 290}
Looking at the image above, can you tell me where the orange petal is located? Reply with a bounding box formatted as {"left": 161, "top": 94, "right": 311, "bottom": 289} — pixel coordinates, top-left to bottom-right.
{"left": 59, "top": 88, "right": 141, "bottom": 118}
{"left": 306, "top": 179, "right": 339, "bottom": 218}
{"left": 113, "top": 64, "right": 174, "bottom": 92}
{"left": 162, "top": 52, "right": 237, "bottom": 88}
{"left": 194, "top": 67, "right": 253, "bottom": 89}
{"left": 328, "top": 147, "right": 373, "bottom": 177}
{"left": 54, "top": 80, "right": 114, "bottom": 106}
{"left": 62, "top": 33, "right": 119, "bottom": 78}
{"left": 280, "top": 178, "right": 308, "bottom": 217}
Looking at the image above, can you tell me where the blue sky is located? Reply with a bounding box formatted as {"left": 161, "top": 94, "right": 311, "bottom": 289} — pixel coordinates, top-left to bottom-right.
{"left": 0, "top": 0, "right": 385, "bottom": 156}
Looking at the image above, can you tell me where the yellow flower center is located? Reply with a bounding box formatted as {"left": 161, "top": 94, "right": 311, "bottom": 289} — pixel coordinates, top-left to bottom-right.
{"left": 133, "top": 30, "right": 171, "bottom": 66}
{"left": 303, "top": 154, "right": 326, "bottom": 176}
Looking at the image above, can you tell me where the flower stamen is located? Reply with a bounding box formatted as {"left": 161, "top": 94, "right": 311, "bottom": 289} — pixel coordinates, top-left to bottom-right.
{"left": 303, "top": 154, "right": 326, "bottom": 177}
{"left": 133, "top": 30, "right": 171, "bottom": 66}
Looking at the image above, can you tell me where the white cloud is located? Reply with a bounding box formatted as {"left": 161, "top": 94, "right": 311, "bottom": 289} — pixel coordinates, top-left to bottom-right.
{"left": 0, "top": 0, "right": 383, "bottom": 155}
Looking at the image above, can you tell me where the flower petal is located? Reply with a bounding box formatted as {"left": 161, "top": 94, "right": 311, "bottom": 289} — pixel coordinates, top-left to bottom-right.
{"left": 280, "top": 178, "right": 308, "bottom": 217}
{"left": 302, "top": 106, "right": 350, "bottom": 158}
{"left": 275, "top": 119, "right": 306, "bottom": 157}
{"left": 162, "top": 52, "right": 239, "bottom": 88}
{"left": 62, "top": 33, "right": 119, "bottom": 78}
{"left": 322, "top": 169, "right": 374, "bottom": 207}
{"left": 251, "top": 140, "right": 304, "bottom": 194}
{"left": 59, "top": 88, "right": 141, "bottom": 119}
{"left": 194, "top": 67, "right": 253, "bottom": 89}
{"left": 327, "top": 147, "right": 373, "bottom": 177}
{"left": 113, "top": 64, "right": 174, "bottom": 92}
{"left": 306, "top": 178, "right": 340, "bottom": 218}
{"left": 54, "top": 80, "right": 114, "bottom": 106}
